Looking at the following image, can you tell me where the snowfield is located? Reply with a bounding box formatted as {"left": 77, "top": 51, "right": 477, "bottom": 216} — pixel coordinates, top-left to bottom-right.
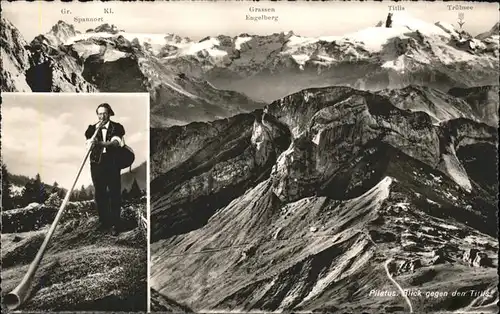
{"left": 61, "top": 12, "right": 497, "bottom": 76}
{"left": 66, "top": 32, "right": 228, "bottom": 58}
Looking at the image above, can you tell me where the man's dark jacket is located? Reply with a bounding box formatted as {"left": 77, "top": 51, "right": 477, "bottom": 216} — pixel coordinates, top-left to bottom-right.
{"left": 85, "top": 121, "right": 125, "bottom": 165}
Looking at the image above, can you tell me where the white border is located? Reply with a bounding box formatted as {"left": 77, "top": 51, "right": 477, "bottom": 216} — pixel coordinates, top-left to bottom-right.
{"left": 146, "top": 93, "right": 151, "bottom": 313}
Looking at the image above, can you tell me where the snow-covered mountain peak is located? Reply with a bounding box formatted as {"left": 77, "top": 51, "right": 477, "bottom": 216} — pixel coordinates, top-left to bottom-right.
{"left": 166, "top": 36, "right": 227, "bottom": 59}
{"left": 345, "top": 13, "right": 454, "bottom": 52}
{"left": 45, "top": 20, "right": 80, "bottom": 45}
{"left": 282, "top": 13, "right": 455, "bottom": 56}
{"left": 64, "top": 30, "right": 228, "bottom": 59}
{"left": 51, "top": 20, "right": 79, "bottom": 34}
{"left": 234, "top": 36, "right": 252, "bottom": 50}
{"left": 91, "top": 23, "right": 122, "bottom": 34}
{"left": 389, "top": 12, "right": 451, "bottom": 37}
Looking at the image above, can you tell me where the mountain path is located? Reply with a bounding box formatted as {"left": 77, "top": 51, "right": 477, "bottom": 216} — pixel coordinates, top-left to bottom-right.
{"left": 384, "top": 258, "right": 414, "bottom": 313}
{"left": 363, "top": 229, "right": 414, "bottom": 313}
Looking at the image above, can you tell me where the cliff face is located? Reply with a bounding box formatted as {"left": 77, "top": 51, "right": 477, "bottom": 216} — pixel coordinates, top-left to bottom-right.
{"left": 150, "top": 86, "right": 498, "bottom": 312}
{"left": 33, "top": 20, "right": 81, "bottom": 47}
{"left": 448, "top": 85, "right": 500, "bottom": 127}
{"left": 150, "top": 112, "right": 291, "bottom": 240}
{"left": 264, "top": 88, "right": 497, "bottom": 200}
{"left": 1, "top": 16, "right": 32, "bottom": 92}
{"left": 1, "top": 16, "right": 96, "bottom": 93}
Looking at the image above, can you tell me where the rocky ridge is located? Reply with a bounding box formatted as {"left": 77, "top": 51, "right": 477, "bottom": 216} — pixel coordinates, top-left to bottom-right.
{"left": 476, "top": 22, "right": 499, "bottom": 41}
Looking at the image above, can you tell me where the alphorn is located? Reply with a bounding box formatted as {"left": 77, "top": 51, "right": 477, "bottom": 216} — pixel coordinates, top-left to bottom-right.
{"left": 4, "top": 122, "right": 105, "bottom": 310}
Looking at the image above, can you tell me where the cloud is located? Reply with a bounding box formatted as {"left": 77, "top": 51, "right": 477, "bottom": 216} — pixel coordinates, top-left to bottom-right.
{"left": 126, "top": 131, "right": 146, "bottom": 145}
{"left": 1, "top": 95, "right": 149, "bottom": 189}
{"left": 2, "top": 107, "right": 84, "bottom": 163}
{"left": 117, "top": 116, "right": 132, "bottom": 124}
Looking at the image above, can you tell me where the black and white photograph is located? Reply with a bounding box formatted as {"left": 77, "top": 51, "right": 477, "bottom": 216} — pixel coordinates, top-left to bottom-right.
{"left": 1, "top": 0, "right": 499, "bottom": 313}
{"left": 1, "top": 93, "right": 149, "bottom": 312}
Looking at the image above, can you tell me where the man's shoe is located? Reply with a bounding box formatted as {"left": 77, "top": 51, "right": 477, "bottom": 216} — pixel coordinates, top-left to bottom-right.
{"left": 110, "top": 226, "right": 119, "bottom": 236}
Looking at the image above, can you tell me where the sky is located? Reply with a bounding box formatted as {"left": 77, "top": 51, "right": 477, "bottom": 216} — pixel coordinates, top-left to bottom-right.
{"left": 1, "top": 1, "right": 498, "bottom": 42}
{"left": 1, "top": 93, "right": 149, "bottom": 190}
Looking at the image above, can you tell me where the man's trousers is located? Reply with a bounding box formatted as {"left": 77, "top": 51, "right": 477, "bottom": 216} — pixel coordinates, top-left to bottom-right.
{"left": 90, "top": 153, "right": 121, "bottom": 228}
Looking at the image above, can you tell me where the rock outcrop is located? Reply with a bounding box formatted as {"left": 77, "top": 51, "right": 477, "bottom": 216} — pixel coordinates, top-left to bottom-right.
{"left": 475, "top": 22, "right": 499, "bottom": 40}
{"left": 2, "top": 201, "right": 142, "bottom": 234}
{"left": 92, "top": 23, "right": 122, "bottom": 34}
{"left": 448, "top": 85, "right": 499, "bottom": 127}
{"left": 34, "top": 20, "right": 81, "bottom": 47}
{"left": 397, "top": 259, "right": 422, "bottom": 273}
{"left": 463, "top": 248, "right": 493, "bottom": 267}
{"left": 1, "top": 16, "right": 32, "bottom": 92}
{"left": 1, "top": 16, "right": 96, "bottom": 93}
{"left": 385, "top": 13, "right": 393, "bottom": 28}
{"left": 150, "top": 112, "right": 290, "bottom": 240}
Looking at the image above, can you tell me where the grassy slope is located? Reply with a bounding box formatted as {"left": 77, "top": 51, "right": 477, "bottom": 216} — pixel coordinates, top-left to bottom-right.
{"left": 1, "top": 213, "right": 147, "bottom": 311}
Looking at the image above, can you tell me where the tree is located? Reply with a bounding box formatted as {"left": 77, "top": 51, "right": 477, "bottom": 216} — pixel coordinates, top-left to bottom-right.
{"left": 50, "top": 181, "right": 67, "bottom": 199}
{"left": 57, "top": 187, "right": 67, "bottom": 199}
{"left": 79, "top": 185, "right": 87, "bottom": 201}
{"left": 21, "top": 173, "right": 49, "bottom": 206}
{"left": 122, "top": 189, "right": 129, "bottom": 202}
{"left": 51, "top": 181, "right": 59, "bottom": 193}
{"left": 128, "top": 178, "right": 142, "bottom": 200}
{"left": 1, "top": 163, "right": 14, "bottom": 210}
{"left": 70, "top": 189, "right": 80, "bottom": 201}
{"left": 35, "top": 174, "right": 48, "bottom": 200}
{"left": 86, "top": 186, "right": 94, "bottom": 200}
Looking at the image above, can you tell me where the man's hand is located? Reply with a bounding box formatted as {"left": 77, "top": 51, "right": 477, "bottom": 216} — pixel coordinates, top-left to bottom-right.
{"left": 106, "top": 139, "right": 120, "bottom": 147}
{"left": 95, "top": 121, "right": 106, "bottom": 129}
{"left": 94, "top": 140, "right": 119, "bottom": 148}
{"left": 91, "top": 137, "right": 101, "bottom": 147}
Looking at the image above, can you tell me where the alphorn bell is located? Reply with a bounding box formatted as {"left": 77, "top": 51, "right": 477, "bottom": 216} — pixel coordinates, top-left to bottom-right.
{"left": 4, "top": 122, "right": 106, "bottom": 310}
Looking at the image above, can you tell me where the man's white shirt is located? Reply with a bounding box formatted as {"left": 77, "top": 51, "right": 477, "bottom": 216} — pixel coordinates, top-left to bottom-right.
{"left": 102, "top": 121, "right": 110, "bottom": 153}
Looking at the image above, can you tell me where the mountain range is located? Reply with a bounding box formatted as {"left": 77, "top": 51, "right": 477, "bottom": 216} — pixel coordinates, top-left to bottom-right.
{"left": 1, "top": 13, "right": 498, "bottom": 126}
{"left": 121, "top": 161, "right": 147, "bottom": 192}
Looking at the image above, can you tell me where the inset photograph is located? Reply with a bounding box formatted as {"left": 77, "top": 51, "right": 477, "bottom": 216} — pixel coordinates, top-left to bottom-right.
{"left": 1, "top": 93, "right": 149, "bottom": 312}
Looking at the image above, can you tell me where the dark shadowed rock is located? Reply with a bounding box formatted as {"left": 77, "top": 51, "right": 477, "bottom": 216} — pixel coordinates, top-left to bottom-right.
{"left": 472, "top": 252, "right": 493, "bottom": 268}
{"left": 397, "top": 259, "right": 423, "bottom": 273}
{"left": 150, "top": 288, "right": 193, "bottom": 312}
